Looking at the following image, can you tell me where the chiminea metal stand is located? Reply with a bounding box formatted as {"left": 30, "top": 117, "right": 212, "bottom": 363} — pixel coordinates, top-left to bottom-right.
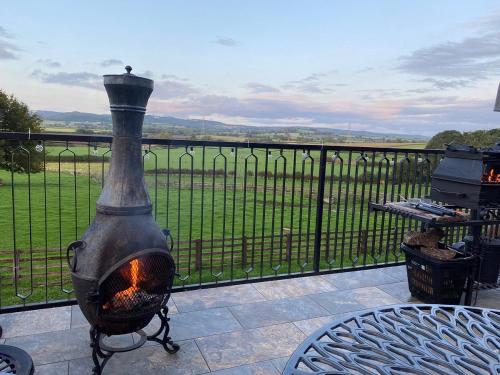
{"left": 89, "top": 306, "right": 179, "bottom": 374}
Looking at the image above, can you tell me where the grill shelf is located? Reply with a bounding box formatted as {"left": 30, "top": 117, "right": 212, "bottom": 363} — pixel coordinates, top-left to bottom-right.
{"left": 369, "top": 201, "right": 500, "bottom": 305}
{"left": 369, "top": 202, "right": 500, "bottom": 228}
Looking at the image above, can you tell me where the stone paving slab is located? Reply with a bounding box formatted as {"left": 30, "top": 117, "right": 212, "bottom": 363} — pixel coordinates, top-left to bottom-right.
{"left": 207, "top": 360, "right": 280, "bottom": 375}
{"left": 252, "top": 276, "right": 336, "bottom": 300}
{"left": 475, "top": 288, "right": 500, "bottom": 309}
{"left": 36, "top": 361, "right": 69, "bottom": 375}
{"left": 321, "top": 268, "right": 400, "bottom": 290}
{"left": 139, "top": 307, "right": 242, "bottom": 343}
{"left": 292, "top": 315, "right": 336, "bottom": 335}
{"left": 229, "top": 296, "right": 329, "bottom": 329}
{"left": 4, "top": 327, "right": 95, "bottom": 365}
{"left": 172, "top": 284, "right": 266, "bottom": 312}
{"left": 69, "top": 340, "right": 208, "bottom": 375}
{"left": 170, "top": 307, "right": 243, "bottom": 341}
{"left": 377, "top": 280, "right": 420, "bottom": 303}
{"left": 196, "top": 323, "right": 305, "bottom": 371}
{"left": 387, "top": 265, "right": 409, "bottom": 282}
{"left": 1, "top": 306, "right": 71, "bottom": 338}
{"left": 308, "top": 286, "right": 401, "bottom": 314}
{"left": 270, "top": 357, "right": 289, "bottom": 373}
{"left": 70, "top": 305, "right": 89, "bottom": 330}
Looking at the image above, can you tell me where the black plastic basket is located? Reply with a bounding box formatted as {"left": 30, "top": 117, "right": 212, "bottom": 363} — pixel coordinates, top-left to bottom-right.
{"left": 401, "top": 243, "right": 476, "bottom": 304}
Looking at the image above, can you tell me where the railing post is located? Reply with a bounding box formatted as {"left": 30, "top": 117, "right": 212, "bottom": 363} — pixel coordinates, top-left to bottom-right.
{"left": 241, "top": 235, "right": 247, "bottom": 269}
{"left": 194, "top": 239, "right": 202, "bottom": 271}
{"left": 284, "top": 228, "right": 292, "bottom": 261}
{"left": 313, "top": 147, "right": 327, "bottom": 273}
{"left": 359, "top": 229, "right": 368, "bottom": 255}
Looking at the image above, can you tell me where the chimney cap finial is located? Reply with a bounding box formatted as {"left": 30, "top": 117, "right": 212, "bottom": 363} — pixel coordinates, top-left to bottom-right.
{"left": 125, "top": 65, "right": 132, "bottom": 74}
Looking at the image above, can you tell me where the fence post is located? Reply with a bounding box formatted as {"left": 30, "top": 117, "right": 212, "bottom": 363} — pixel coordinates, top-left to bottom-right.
{"left": 313, "top": 147, "right": 327, "bottom": 273}
{"left": 194, "top": 239, "right": 202, "bottom": 271}
{"left": 284, "top": 229, "right": 292, "bottom": 261}
{"left": 359, "top": 229, "right": 368, "bottom": 255}
{"left": 241, "top": 235, "right": 247, "bottom": 269}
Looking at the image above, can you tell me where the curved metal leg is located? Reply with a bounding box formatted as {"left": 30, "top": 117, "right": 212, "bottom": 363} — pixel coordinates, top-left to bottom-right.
{"left": 87, "top": 305, "right": 178, "bottom": 374}
{"left": 146, "top": 307, "right": 180, "bottom": 354}
{"left": 89, "top": 327, "right": 113, "bottom": 375}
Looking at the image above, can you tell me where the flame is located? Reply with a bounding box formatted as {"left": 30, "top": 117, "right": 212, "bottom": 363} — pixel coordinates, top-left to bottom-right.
{"left": 484, "top": 168, "right": 500, "bottom": 183}
{"left": 103, "top": 259, "right": 141, "bottom": 311}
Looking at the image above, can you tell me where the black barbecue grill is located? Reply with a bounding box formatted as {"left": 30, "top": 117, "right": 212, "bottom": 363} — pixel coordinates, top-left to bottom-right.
{"left": 430, "top": 144, "right": 500, "bottom": 209}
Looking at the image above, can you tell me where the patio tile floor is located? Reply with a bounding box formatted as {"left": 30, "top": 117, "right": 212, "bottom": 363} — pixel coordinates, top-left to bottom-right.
{"left": 228, "top": 296, "right": 328, "bottom": 329}
{"left": 1, "top": 266, "right": 499, "bottom": 374}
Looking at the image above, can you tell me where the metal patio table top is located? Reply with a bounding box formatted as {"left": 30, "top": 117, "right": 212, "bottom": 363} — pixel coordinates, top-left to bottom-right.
{"left": 0, "top": 344, "right": 35, "bottom": 375}
{"left": 283, "top": 304, "right": 500, "bottom": 375}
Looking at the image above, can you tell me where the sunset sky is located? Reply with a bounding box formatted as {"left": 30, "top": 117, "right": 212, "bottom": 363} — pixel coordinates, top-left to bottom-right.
{"left": 1, "top": 1, "right": 500, "bottom": 136}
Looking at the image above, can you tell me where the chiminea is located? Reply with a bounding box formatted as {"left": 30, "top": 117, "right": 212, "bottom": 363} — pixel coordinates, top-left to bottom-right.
{"left": 67, "top": 67, "right": 179, "bottom": 374}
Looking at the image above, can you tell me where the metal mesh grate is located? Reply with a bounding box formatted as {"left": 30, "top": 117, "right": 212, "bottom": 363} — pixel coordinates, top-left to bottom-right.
{"left": 99, "top": 254, "right": 174, "bottom": 319}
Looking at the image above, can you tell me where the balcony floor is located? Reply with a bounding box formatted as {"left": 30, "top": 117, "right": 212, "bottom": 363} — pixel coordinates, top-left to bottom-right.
{"left": 1, "top": 266, "right": 499, "bottom": 374}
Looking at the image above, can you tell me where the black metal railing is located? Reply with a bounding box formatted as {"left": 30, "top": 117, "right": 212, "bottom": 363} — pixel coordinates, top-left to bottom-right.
{"left": 0, "top": 132, "right": 448, "bottom": 312}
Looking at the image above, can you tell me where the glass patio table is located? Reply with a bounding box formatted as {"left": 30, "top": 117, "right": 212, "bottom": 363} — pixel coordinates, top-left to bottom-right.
{"left": 283, "top": 304, "right": 500, "bottom": 374}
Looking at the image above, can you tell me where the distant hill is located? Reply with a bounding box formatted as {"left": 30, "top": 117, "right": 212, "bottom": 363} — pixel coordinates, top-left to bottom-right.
{"left": 36, "top": 110, "right": 429, "bottom": 141}
{"left": 37, "top": 110, "right": 231, "bottom": 129}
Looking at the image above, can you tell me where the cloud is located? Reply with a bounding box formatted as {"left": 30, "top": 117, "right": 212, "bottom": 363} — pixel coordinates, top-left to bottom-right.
{"left": 135, "top": 70, "right": 154, "bottom": 78}
{"left": 37, "top": 58, "right": 61, "bottom": 68}
{"left": 399, "top": 31, "right": 500, "bottom": 79}
{"left": 283, "top": 71, "right": 337, "bottom": 94}
{"left": 417, "top": 78, "right": 472, "bottom": 90}
{"left": 465, "top": 11, "right": 500, "bottom": 33}
{"left": 406, "top": 88, "right": 435, "bottom": 95}
{"left": 214, "top": 36, "right": 239, "bottom": 47}
{"left": 31, "top": 70, "right": 100, "bottom": 89}
{"left": 356, "top": 67, "right": 375, "bottom": 74}
{"left": 161, "top": 74, "right": 188, "bottom": 81}
{"left": 149, "top": 88, "right": 500, "bottom": 136}
{"left": 0, "top": 26, "right": 13, "bottom": 39}
{"left": 100, "top": 58, "right": 123, "bottom": 67}
{"left": 245, "top": 82, "right": 281, "bottom": 94}
{"left": 153, "top": 80, "right": 199, "bottom": 99}
{"left": 0, "top": 40, "right": 19, "bottom": 59}
{"left": 297, "top": 72, "right": 328, "bottom": 82}
{"left": 357, "top": 88, "right": 408, "bottom": 101}
{"left": 152, "top": 94, "right": 372, "bottom": 125}
{"left": 395, "top": 98, "right": 498, "bottom": 132}
{"left": 0, "top": 27, "right": 20, "bottom": 59}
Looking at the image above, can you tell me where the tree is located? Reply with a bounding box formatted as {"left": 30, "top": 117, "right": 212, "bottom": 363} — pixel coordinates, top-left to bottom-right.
{"left": 0, "top": 90, "right": 44, "bottom": 172}
{"left": 425, "top": 130, "right": 465, "bottom": 149}
{"left": 426, "top": 129, "right": 500, "bottom": 149}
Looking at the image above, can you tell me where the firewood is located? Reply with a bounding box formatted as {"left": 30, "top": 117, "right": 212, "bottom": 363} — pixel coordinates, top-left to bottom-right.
{"left": 404, "top": 228, "right": 444, "bottom": 247}
{"left": 420, "top": 246, "right": 456, "bottom": 260}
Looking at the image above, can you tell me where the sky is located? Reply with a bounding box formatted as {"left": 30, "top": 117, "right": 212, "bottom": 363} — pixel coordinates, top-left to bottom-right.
{"left": 1, "top": 1, "right": 500, "bottom": 136}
